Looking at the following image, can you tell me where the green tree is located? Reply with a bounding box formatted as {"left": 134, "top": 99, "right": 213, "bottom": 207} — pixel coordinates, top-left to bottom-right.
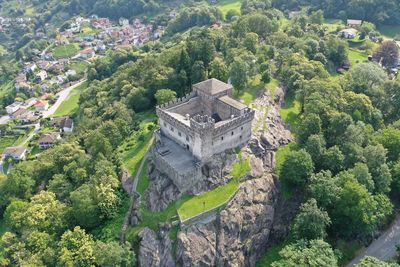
{"left": 356, "top": 256, "right": 399, "bottom": 267}
{"left": 191, "top": 60, "right": 206, "bottom": 84}
{"left": 351, "top": 163, "right": 374, "bottom": 192}
{"left": 59, "top": 227, "right": 95, "bottom": 267}
{"left": 375, "top": 126, "right": 400, "bottom": 162}
{"left": 373, "top": 41, "right": 399, "bottom": 68}
{"left": 272, "top": 240, "right": 338, "bottom": 267}
{"left": 70, "top": 184, "right": 101, "bottom": 229}
{"left": 155, "top": 89, "right": 177, "bottom": 105}
{"left": 209, "top": 57, "right": 229, "bottom": 81}
{"left": 280, "top": 149, "right": 314, "bottom": 186}
{"left": 322, "top": 146, "right": 345, "bottom": 174}
{"left": 308, "top": 170, "right": 340, "bottom": 209}
{"left": 229, "top": 58, "right": 248, "bottom": 94}
{"left": 293, "top": 199, "right": 331, "bottom": 240}
{"left": 243, "top": 32, "right": 258, "bottom": 54}
{"left": 93, "top": 241, "right": 135, "bottom": 267}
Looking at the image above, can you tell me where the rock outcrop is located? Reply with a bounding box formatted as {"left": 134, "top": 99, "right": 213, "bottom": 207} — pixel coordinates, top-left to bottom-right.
{"left": 138, "top": 224, "right": 175, "bottom": 267}
{"left": 176, "top": 174, "right": 279, "bottom": 267}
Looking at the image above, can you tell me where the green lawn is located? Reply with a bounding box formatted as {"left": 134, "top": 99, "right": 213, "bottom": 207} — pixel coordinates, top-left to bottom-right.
{"left": 69, "top": 60, "right": 89, "bottom": 75}
{"left": 177, "top": 153, "right": 249, "bottom": 221}
{"left": 280, "top": 93, "right": 301, "bottom": 131}
{"left": 0, "top": 136, "right": 18, "bottom": 153}
{"left": 238, "top": 74, "right": 270, "bottom": 105}
{"left": 126, "top": 194, "right": 192, "bottom": 242}
{"left": 53, "top": 82, "right": 87, "bottom": 117}
{"left": 378, "top": 25, "right": 400, "bottom": 39}
{"left": 348, "top": 49, "right": 368, "bottom": 66}
{"left": 178, "top": 178, "right": 240, "bottom": 221}
{"left": 52, "top": 43, "right": 80, "bottom": 59}
{"left": 136, "top": 160, "right": 150, "bottom": 197}
{"left": 120, "top": 112, "right": 157, "bottom": 175}
{"left": 323, "top": 19, "right": 343, "bottom": 33}
{"left": 217, "top": 0, "right": 242, "bottom": 17}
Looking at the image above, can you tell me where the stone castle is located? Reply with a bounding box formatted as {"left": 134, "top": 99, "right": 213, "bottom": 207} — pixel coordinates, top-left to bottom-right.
{"left": 152, "top": 78, "right": 255, "bottom": 192}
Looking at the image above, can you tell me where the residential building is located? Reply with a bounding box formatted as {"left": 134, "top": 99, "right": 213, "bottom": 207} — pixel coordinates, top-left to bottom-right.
{"left": 347, "top": 19, "right": 362, "bottom": 28}
{"left": 34, "top": 100, "right": 49, "bottom": 112}
{"left": 38, "top": 132, "right": 61, "bottom": 149}
{"left": 5, "top": 102, "right": 22, "bottom": 114}
{"left": 51, "top": 116, "right": 74, "bottom": 133}
{"left": 80, "top": 48, "right": 95, "bottom": 59}
{"left": 2, "top": 146, "right": 27, "bottom": 160}
{"left": 36, "top": 70, "right": 48, "bottom": 81}
{"left": 339, "top": 28, "right": 358, "bottom": 39}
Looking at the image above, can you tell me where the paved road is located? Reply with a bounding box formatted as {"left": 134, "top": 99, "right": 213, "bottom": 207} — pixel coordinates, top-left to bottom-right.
{"left": 42, "top": 79, "right": 86, "bottom": 118}
{"left": 347, "top": 214, "right": 400, "bottom": 266}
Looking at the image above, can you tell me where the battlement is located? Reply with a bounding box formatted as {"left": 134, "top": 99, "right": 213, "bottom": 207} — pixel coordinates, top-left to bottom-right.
{"left": 190, "top": 115, "right": 215, "bottom": 132}
{"left": 213, "top": 109, "right": 255, "bottom": 135}
{"left": 157, "top": 91, "right": 197, "bottom": 110}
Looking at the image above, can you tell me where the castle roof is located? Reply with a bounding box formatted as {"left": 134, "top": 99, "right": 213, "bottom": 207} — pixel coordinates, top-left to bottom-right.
{"left": 193, "top": 78, "right": 232, "bottom": 96}
{"left": 218, "top": 95, "right": 247, "bottom": 110}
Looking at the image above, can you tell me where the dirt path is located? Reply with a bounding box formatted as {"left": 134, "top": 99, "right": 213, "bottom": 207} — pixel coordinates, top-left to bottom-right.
{"left": 346, "top": 214, "right": 400, "bottom": 266}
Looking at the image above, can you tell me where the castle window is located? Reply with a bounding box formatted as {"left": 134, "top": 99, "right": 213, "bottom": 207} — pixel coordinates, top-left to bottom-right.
{"left": 164, "top": 122, "right": 167, "bottom": 127}
{"left": 241, "top": 127, "right": 243, "bottom": 130}
{"left": 186, "top": 136, "right": 189, "bottom": 141}
{"left": 231, "top": 131, "right": 234, "bottom": 136}
{"left": 178, "top": 132, "right": 182, "bottom": 137}
{"left": 170, "top": 126, "right": 174, "bottom": 132}
{"left": 240, "top": 135, "right": 242, "bottom": 139}
{"left": 221, "top": 136, "right": 224, "bottom": 141}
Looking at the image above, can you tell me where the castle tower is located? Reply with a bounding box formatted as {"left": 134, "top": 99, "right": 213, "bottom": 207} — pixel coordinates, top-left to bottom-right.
{"left": 190, "top": 115, "right": 215, "bottom": 162}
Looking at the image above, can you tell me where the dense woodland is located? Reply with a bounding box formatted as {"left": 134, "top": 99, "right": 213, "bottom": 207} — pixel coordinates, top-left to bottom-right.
{"left": 1, "top": 0, "right": 400, "bottom": 266}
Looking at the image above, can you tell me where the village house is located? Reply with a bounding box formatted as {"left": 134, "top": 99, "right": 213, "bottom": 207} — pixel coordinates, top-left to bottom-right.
{"left": 2, "top": 146, "right": 27, "bottom": 161}
{"left": 10, "top": 108, "right": 37, "bottom": 123}
{"left": 24, "top": 63, "right": 37, "bottom": 73}
{"left": 22, "top": 97, "right": 38, "bottom": 108}
{"left": 347, "top": 19, "right": 362, "bottom": 28}
{"left": 119, "top": 17, "right": 129, "bottom": 26}
{"left": 66, "top": 69, "right": 77, "bottom": 77}
{"left": 5, "top": 102, "right": 23, "bottom": 114}
{"left": 36, "top": 70, "right": 48, "bottom": 81}
{"left": 34, "top": 100, "right": 49, "bottom": 112}
{"left": 339, "top": 28, "right": 358, "bottom": 39}
{"left": 38, "top": 132, "right": 61, "bottom": 149}
{"left": 51, "top": 116, "right": 74, "bottom": 133}
{"left": 80, "top": 48, "right": 95, "bottom": 59}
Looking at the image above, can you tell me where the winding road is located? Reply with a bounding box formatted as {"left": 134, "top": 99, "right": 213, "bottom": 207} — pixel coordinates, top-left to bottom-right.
{"left": 346, "top": 214, "right": 400, "bottom": 266}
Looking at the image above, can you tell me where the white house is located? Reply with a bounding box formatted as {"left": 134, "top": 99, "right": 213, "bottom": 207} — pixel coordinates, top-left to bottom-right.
{"left": 5, "top": 102, "right": 22, "bottom": 114}
{"left": 24, "top": 63, "right": 37, "bottom": 73}
{"left": 119, "top": 17, "right": 129, "bottom": 26}
{"left": 36, "top": 70, "right": 48, "bottom": 81}
{"left": 339, "top": 28, "right": 358, "bottom": 39}
{"left": 80, "top": 48, "right": 95, "bottom": 59}
{"left": 34, "top": 100, "right": 49, "bottom": 112}
{"left": 66, "top": 69, "right": 77, "bottom": 77}
{"left": 2, "top": 146, "right": 27, "bottom": 160}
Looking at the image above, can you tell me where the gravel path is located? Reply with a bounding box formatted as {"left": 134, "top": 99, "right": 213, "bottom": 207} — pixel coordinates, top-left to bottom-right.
{"left": 346, "top": 214, "right": 400, "bottom": 266}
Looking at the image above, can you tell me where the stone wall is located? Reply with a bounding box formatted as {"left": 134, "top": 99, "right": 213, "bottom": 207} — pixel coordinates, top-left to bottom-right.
{"left": 151, "top": 147, "right": 202, "bottom": 192}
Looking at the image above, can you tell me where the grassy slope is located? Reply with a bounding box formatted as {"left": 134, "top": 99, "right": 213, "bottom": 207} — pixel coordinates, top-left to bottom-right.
{"left": 70, "top": 60, "right": 89, "bottom": 75}
{"left": 216, "top": 0, "right": 242, "bottom": 17}
{"left": 119, "top": 112, "right": 157, "bottom": 175}
{"left": 53, "top": 82, "right": 88, "bottom": 117}
{"left": 52, "top": 43, "right": 80, "bottom": 59}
